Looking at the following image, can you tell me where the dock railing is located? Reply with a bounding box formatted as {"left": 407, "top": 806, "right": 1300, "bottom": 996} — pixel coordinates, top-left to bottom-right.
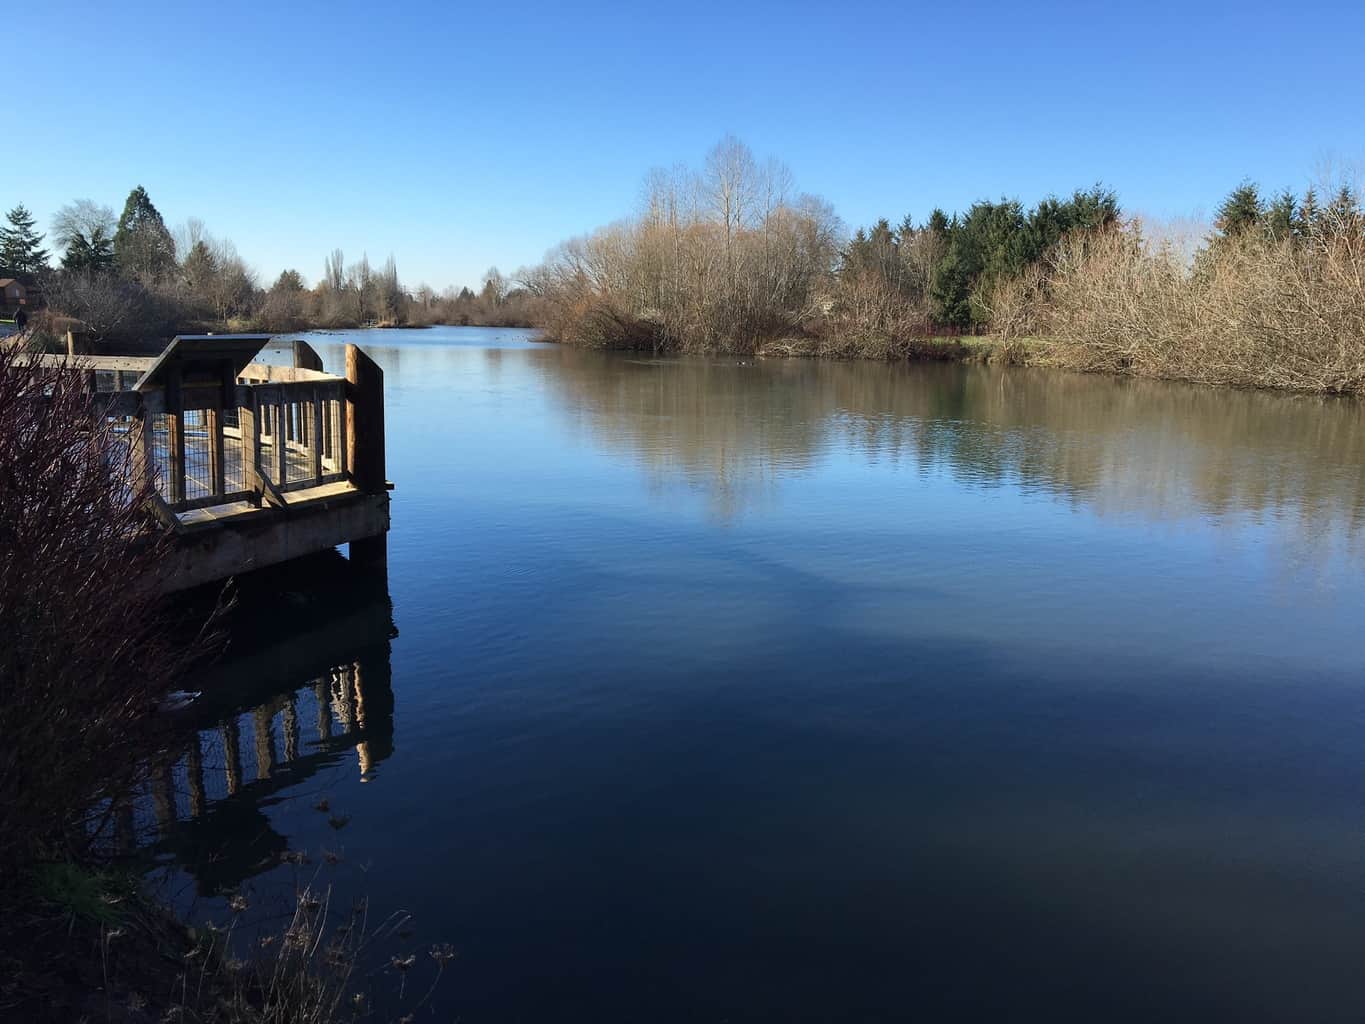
{"left": 18, "top": 335, "right": 385, "bottom": 518}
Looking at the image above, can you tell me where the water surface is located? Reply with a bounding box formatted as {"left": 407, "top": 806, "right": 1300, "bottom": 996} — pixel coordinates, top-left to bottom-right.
{"left": 153, "top": 326, "right": 1365, "bottom": 1022}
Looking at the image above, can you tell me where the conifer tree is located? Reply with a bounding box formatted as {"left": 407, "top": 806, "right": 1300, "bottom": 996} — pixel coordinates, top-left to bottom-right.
{"left": 113, "top": 186, "right": 176, "bottom": 282}
{"left": 0, "top": 204, "right": 50, "bottom": 276}
{"left": 1215, "top": 182, "right": 1264, "bottom": 237}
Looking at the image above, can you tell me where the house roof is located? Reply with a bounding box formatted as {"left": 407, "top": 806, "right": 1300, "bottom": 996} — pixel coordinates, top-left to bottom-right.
{"left": 0, "top": 279, "right": 19, "bottom": 288}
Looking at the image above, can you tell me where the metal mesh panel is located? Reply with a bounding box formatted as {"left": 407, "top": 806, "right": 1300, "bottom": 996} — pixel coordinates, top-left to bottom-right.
{"left": 223, "top": 409, "right": 247, "bottom": 495}
{"left": 182, "top": 409, "right": 211, "bottom": 501}
{"left": 150, "top": 412, "right": 172, "bottom": 497}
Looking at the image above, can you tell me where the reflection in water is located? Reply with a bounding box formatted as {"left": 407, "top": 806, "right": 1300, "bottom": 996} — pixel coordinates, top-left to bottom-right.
{"left": 147, "top": 553, "right": 397, "bottom": 896}
{"left": 138, "top": 329, "right": 1365, "bottom": 1023}
{"left": 535, "top": 351, "right": 1365, "bottom": 533}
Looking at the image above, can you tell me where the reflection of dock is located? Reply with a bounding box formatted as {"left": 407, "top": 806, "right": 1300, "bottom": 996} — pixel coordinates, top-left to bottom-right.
{"left": 145, "top": 562, "right": 397, "bottom": 895}
{"left": 19, "top": 335, "right": 390, "bottom": 591}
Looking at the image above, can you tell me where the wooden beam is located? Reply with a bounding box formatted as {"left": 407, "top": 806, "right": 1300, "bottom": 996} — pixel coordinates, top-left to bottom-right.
{"left": 239, "top": 397, "right": 261, "bottom": 503}
{"left": 273, "top": 394, "right": 287, "bottom": 488}
{"left": 167, "top": 374, "right": 185, "bottom": 507}
{"left": 293, "top": 339, "right": 324, "bottom": 372}
{"left": 345, "top": 344, "right": 386, "bottom": 493}
{"left": 152, "top": 491, "right": 389, "bottom": 592}
{"left": 310, "top": 386, "right": 324, "bottom": 483}
{"left": 207, "top": 405, "right": 226, "bottom": 498}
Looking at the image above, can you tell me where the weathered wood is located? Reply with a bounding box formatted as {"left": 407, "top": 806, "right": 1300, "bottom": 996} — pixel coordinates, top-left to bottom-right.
{"left": 310, "top": 386, "right": 324, "bottom": 482}
{"left": 239, "top": 398, "right": 261, "bottom": 501}
{"left": 148, "top": 491, "right": 186, "bottom": 534}
{"left": 153, "top": 491, "right": 389, "bottom": 592}
{"left": 345, "top": 344, "right": 386, "bottom": 493}
{"left": 273, "top": 394, "right": 287, "bottom": 487}
{"left": 71, "top": 333, "right": 391, "bottom": 591}
{"left": 166, "top": 365, "right": 186, "bottom": 507}
{"left": 293, "top": 340, "right": 324, "bottom": 372}
{"left": 207, "top": 406, "right": 226, "bottom": 498}
{"left": 15, "top": 353, "right": 158, "bottom": 372}
{"left": 257, "top": 468, "right": 288, "bottom": 510}
{"left": 240, "top": 362, "right": 335, "bottom": 383}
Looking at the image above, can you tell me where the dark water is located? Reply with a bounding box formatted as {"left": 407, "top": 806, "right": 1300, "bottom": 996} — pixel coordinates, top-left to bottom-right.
{"left": 151, "top": 326, "right": 1365, "bottom": 1022}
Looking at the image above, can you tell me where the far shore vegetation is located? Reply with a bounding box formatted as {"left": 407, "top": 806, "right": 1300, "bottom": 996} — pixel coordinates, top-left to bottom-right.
{"left": 4, "top": 138, "right": 1363, "bottom": 394}
{"left": 522, "top": 138, "right": 1365, "bottom": 395}
{"left": 1, "top": 188, "right": 537, "bottom": 350}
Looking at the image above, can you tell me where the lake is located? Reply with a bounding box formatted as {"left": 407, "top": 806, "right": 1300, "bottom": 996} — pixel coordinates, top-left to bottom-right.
{"left": 150, "top": 325, "right": 1365, "bottom": 1022}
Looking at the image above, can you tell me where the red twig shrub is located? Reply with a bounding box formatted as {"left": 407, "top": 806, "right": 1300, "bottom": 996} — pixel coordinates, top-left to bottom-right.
{"left": 0, "top": 344, "right": 194, "bottom": 876}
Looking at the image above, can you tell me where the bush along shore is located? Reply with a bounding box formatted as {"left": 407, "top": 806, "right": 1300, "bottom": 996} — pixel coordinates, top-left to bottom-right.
{"left": 521, "top": 138, "right": 1365, "bottom": 395}
{"left": 0, "top": 344, "right": 451, "bottom": 1023}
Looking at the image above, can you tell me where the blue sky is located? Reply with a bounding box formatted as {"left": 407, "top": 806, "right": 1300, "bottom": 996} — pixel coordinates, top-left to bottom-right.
{"left": 11, "top": 0, "right": 1363, "bottom": 291}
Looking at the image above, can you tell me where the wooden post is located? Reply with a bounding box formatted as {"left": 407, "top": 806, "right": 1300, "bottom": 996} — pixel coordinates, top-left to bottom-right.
{"left": 314, "top": 680, "right": 332, "bottom": 741}
{"left": 346, "top": 344, "right": 387, "bottom": 572}
{"left": 283, "top": 697, "right": 299, "bottom": 763}
{"left": 335, "top": 381, "right": 348, "bottom": 477}
{"left": 345, "top": 344, "right": 385, "bottom": 492}
{"left": 207, "top": 405, "right": 225, "bottom": 499}
{"left": 293, "top": 339, "right": 324, "bottom": 372}
{"left": 240, "top": 394, "right": 261, "bottom": 503}
{"left": 310, "top": 386, "right": 324, "bottom": 484}
{"left": 253, "top": 706, "right": 276, "bottom": 780}
{"left": 186, "top": 733, "right": 206, "bottom": 818}
{"left": 273, "top": 394, "right": 287, "bottom": 487}
{"left": 165, "top": 365, "right": 185, "bottom": 505}
{"left": 222, "top": 718, "right": 242, "bottom": 796}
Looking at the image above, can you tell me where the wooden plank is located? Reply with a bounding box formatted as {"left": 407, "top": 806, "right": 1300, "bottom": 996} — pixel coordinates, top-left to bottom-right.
{"left": 273, "top": 395, "right": 287, "bottom": 487}
{"left": 293, "top": 340, "right": 324, "bottom": 372}
{"left": 239, "top": 396, "right": 262, "bottom": 503}
{"left": 13, "top": 353, "right": 158, "bottom": 372}
{"left": 336, "top": 382, "right": 348, "bottom": 478}
{"left": 207, "top": 405, "right": 226, "bottom": 498}
{"left": 240, "top": 363, "right": 338, "bottom": 383}
{"left": 153, "top": 491, "right": 390, "bottom": 592}
{"left": 310, "top": 386, "right": 324, "bottom": 483}
{"left": 148, "top": 491, "right": 186, "bottom": 534}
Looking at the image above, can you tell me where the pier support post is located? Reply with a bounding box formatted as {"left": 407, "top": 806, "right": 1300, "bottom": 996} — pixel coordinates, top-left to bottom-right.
{"left": 346, "top": 343, "right": 388, "bottom": 574}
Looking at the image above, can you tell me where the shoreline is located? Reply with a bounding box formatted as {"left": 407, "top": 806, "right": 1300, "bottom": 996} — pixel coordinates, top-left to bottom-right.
{"left": 536, "top": 331, "right": 1365, "bottom": 398}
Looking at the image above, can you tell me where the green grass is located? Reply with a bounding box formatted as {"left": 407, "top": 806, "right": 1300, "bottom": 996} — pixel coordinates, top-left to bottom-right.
{"left": 30, "top": 862, "right": 135, "bottom": 925}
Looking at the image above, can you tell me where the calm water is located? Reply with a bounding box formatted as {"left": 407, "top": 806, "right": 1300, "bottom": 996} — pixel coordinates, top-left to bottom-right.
{"left": 151, "top": 326, "right": 1365, "bottom": 1022}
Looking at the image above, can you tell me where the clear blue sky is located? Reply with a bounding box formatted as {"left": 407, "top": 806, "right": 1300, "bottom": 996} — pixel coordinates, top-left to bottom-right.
{"left": 11, "top": 0, "right": 1363, "bottom": 291}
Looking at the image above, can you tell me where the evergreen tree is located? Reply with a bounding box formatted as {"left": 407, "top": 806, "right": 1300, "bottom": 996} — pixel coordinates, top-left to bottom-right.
{"left": 61, "top": 226, "right": 116, "bottom": 273}
{"left": 113, "top": 185, "right": 176, "bottom": 282}
{"left": 0, "top": 204, "right": 50, "bottom": 276}
{"left": 1324, "top": 184, "right": 1360, "bottom": 235}
{"left": 273, "top": 268, "right": 305, "bottom": 292}
{"left": 1215, "top": 182, "right": 1263, "bottom": 237}
{"left": 182, "top": 239, "right": 219, "bottom": 298}
{"left": 1296, "top": 187, "right": 1320, "bottom": 238}
{"left": 1263, "top": 190, "right": 1297, "bottom": 241}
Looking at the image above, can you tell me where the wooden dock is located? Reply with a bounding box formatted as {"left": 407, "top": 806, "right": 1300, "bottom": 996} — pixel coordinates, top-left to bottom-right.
{"left": 23, "top": 334, "right": 391, "bottom": 592}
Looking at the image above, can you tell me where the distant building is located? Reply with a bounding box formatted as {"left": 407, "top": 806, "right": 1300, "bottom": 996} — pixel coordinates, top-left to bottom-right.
{"left": 0, "top": 278, "right": 41, "bottom": 313}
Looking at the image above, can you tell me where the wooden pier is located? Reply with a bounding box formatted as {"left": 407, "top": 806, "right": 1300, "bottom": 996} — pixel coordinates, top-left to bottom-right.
{"left": 25, "top": 334, "right": 391, "bottom": 592}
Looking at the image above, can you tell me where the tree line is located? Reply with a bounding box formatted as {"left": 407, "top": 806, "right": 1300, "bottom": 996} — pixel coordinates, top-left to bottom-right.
{"left": 524, "top": 137, "right": 1365, "bottom": 392}
{"left": 0, "top": 187, "right": 541, "bottom": 347}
